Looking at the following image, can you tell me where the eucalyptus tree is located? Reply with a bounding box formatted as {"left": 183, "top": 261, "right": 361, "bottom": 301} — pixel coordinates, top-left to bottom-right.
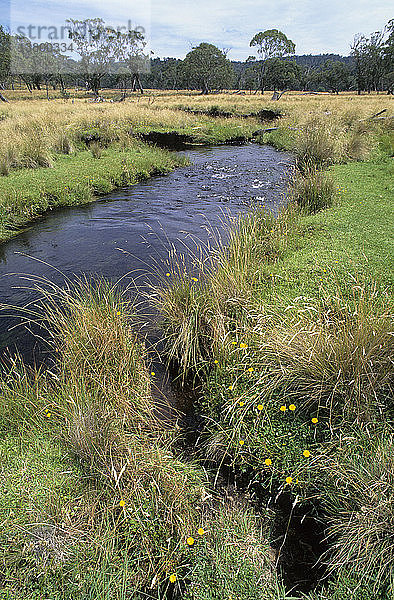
{"left": 319, "top": 59, "right": 352, "bottom": 94}
{"left": 249, "top": 29, "right": 295, "bottom": 93}
{"left": 182, "top": 43, "right": 234, "bottom": 94}
{"left": 383, "top": 19, "right": 394, "bottom": 93}
{"left": 66, "top": 18, "right": 147, "bottom": 96}
{"left": 0, "top": 25, "right": 10, "bottom": 90}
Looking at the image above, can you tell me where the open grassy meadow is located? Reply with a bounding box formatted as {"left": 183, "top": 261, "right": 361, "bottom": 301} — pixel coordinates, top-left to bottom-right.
{"left": 0, "top": 90, "right": 393, "bottom": 599}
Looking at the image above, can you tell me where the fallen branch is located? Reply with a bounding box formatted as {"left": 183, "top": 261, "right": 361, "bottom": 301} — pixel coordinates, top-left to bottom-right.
{"left": 369, "top": 109, "right": 387, "bottom": 119}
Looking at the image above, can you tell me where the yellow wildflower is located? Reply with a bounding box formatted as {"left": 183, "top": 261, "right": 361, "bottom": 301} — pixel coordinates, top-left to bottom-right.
{"left": 257, "top": 404, "right": 263, "bottom": 411}
{"left": 119, "top": 500, "right": 125, "bottom": 507}
{"left": 228, "top": 385, "right": 233, "bottom": 390}
{"left": 239, "top": 401, "right": 244, "bottom": 407}
{"left": 289, "top": 404, "right": 296, "bottom": 411}
{"left": 247, "top": 367, "right": 254, "bottom": 373}
{"left": 239, "top": 440, "right": 245, "bottom": 446}
{"left": 280, "top": 405, "right": 286, "bottom": 412}
{"left": 214, "top": 360, "right": 219, "bottom": 364}
{"left": 264, "top": 458, "right": 272, "bottom": 466}
{"left": 303, "top": 450, "right": 311, "bottom": 458}
{"left": 198, "top": 528, "right": 205, "bottom": 535}
{"left": 169, "top": 574, "right": 177, "bottom": 583}
{"left": 151, "top": 371, "right": 155, "bottom": 376}
{"left": 187, "top": 537, "right": 195, "bottom": 546}
{"left": 285, "top": 476, "right": 292, "bottom": 485}
{"left": 166, "top": 272, "right": 170, "bottom": 277}
{"left": 312, "top": 417, "right": 318, "bottom": 424}
{"left": 191, "top": 277, "right": 198, "bottom": 282}
{"left": 239, "top": 343, "right": 248, "bottom": 349}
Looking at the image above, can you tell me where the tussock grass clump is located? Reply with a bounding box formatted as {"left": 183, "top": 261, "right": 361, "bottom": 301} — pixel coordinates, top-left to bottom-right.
{"left": 18, "top": 132, "right": 54, "bottom": 169}
{"left": 53, "top": 131, "right": 73, "bottom": 155}
{"left": 253, "top": 283, "right": 393, "bottom": 423}
{"left": 30, "top": 277, "right": 157, "bottom": 430}
{"left": 151, "top": 274, "right": 213, "bottom": 381}
{"left": 151, "top": 208, "right": 297, "bottom": 380}
{"left": 289, "top": 165, "right": 336, "bottom": 213}
{"left": 295, "top": 118, "right": 342, "bottom": 172}
{"left": 317, "top": 434, "right": 394, "bottom": 594}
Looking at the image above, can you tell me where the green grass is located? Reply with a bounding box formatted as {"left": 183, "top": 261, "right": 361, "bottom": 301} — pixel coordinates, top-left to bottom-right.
{"left": 0, "top": 141, "right": 185, "bottom": 242}
{"left": 0, "top": 278, "right": 291, "bottom": 600}
{"left": 154, "top": 155, "right": 394, "bottom": 597}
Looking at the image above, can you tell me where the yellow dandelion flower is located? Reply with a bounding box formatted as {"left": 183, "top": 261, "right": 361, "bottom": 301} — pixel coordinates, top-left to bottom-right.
{"left": 197, "top": 528, "right": 205, "bottom": 535}
{"left": 239, "top": 440, "right": 245, "bottom": 446}
{"left": 191, "top": 277, "right": 198, "bottom": 282}
{"left": 285, "top": 476, "right": 292, "bottom": 485}
{"left": 303, "top": 450, "right": 311, "bottom": 458}
{"left": 248, "top": 367, "right": 254, "bottom": 373}
{"left": 151, "top": 371, "right": 155, "bottom": 376}
{"left": 239, "top": 343, "right": 248, "bottom": 349}
{"left": 264, "top": 458, "right": 272, "bottom": 466}
{"left": 186, "top": 537, "right": 195, "bottom": 546}
{"left": 116, "top": 311, "right": 121, "bottom": 316}
{"left": 312, "top": 417, "right": 318, "bottom": 424}
{"left": 166, "top": 272, "right": 171, "bottom": 277}
{"left": 214, "top": 360, "right": 219, "bottom": 364}
{"left": 169, "top": 574, "right": 177, "bottom": 583}
{"left": 289, "top": 404, "right": 296, "bottom": 411}
{"left": 119, "top": 500, "right": 125, "bottom": 507}
{"left": 228, "top": 385, "right": 233, "bottom": 390}
{"left": 280, "top": 405, "right": 287, "bottom": 412}
{"left": 257, "top": 404, "right": 263, "bottom": 411}
{"left": 239, "top": 401, "right": 245, "bottom": 407}
{"left": 46, "top": 412, "right": 51, "bottom": 418}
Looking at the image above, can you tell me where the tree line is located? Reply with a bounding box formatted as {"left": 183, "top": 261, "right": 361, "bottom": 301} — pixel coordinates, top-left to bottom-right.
{"left": 0, "top": 18, "right": 393, "bottom": 99}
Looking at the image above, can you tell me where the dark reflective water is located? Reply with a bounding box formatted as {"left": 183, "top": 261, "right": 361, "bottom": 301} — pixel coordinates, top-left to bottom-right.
{"left": 0, "top": 144, "right": 292, "bottom": 365}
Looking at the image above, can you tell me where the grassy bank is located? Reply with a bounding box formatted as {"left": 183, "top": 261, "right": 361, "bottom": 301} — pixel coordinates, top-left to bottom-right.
{"left": 152, "top": 105, "right": 393, "bottom": 598}
{"left": 0, "top": 278, "right": 292, "bottom": 599}
{"left": 0, "top": 142, "right": 186, "bottom": 242}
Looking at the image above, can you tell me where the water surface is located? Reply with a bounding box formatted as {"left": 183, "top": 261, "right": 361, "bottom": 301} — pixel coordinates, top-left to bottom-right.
{"left": 0, "top": 144, "right": 292, "bottom": 367}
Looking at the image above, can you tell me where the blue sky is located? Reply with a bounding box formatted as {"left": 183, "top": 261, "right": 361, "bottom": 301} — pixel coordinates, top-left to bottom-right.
{"left": 2, "top": 0, "right": 393, "bottom": 59}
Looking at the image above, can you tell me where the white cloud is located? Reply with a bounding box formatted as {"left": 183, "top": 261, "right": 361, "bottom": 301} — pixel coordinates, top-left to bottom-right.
{"left": 7, "top": 0, "right": 393, "bottom": 58}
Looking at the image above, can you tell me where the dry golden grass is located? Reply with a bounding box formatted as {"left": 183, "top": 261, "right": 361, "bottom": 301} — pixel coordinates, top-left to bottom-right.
{"left": 0, "top": 90, "right": 391, "bottom": 175}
